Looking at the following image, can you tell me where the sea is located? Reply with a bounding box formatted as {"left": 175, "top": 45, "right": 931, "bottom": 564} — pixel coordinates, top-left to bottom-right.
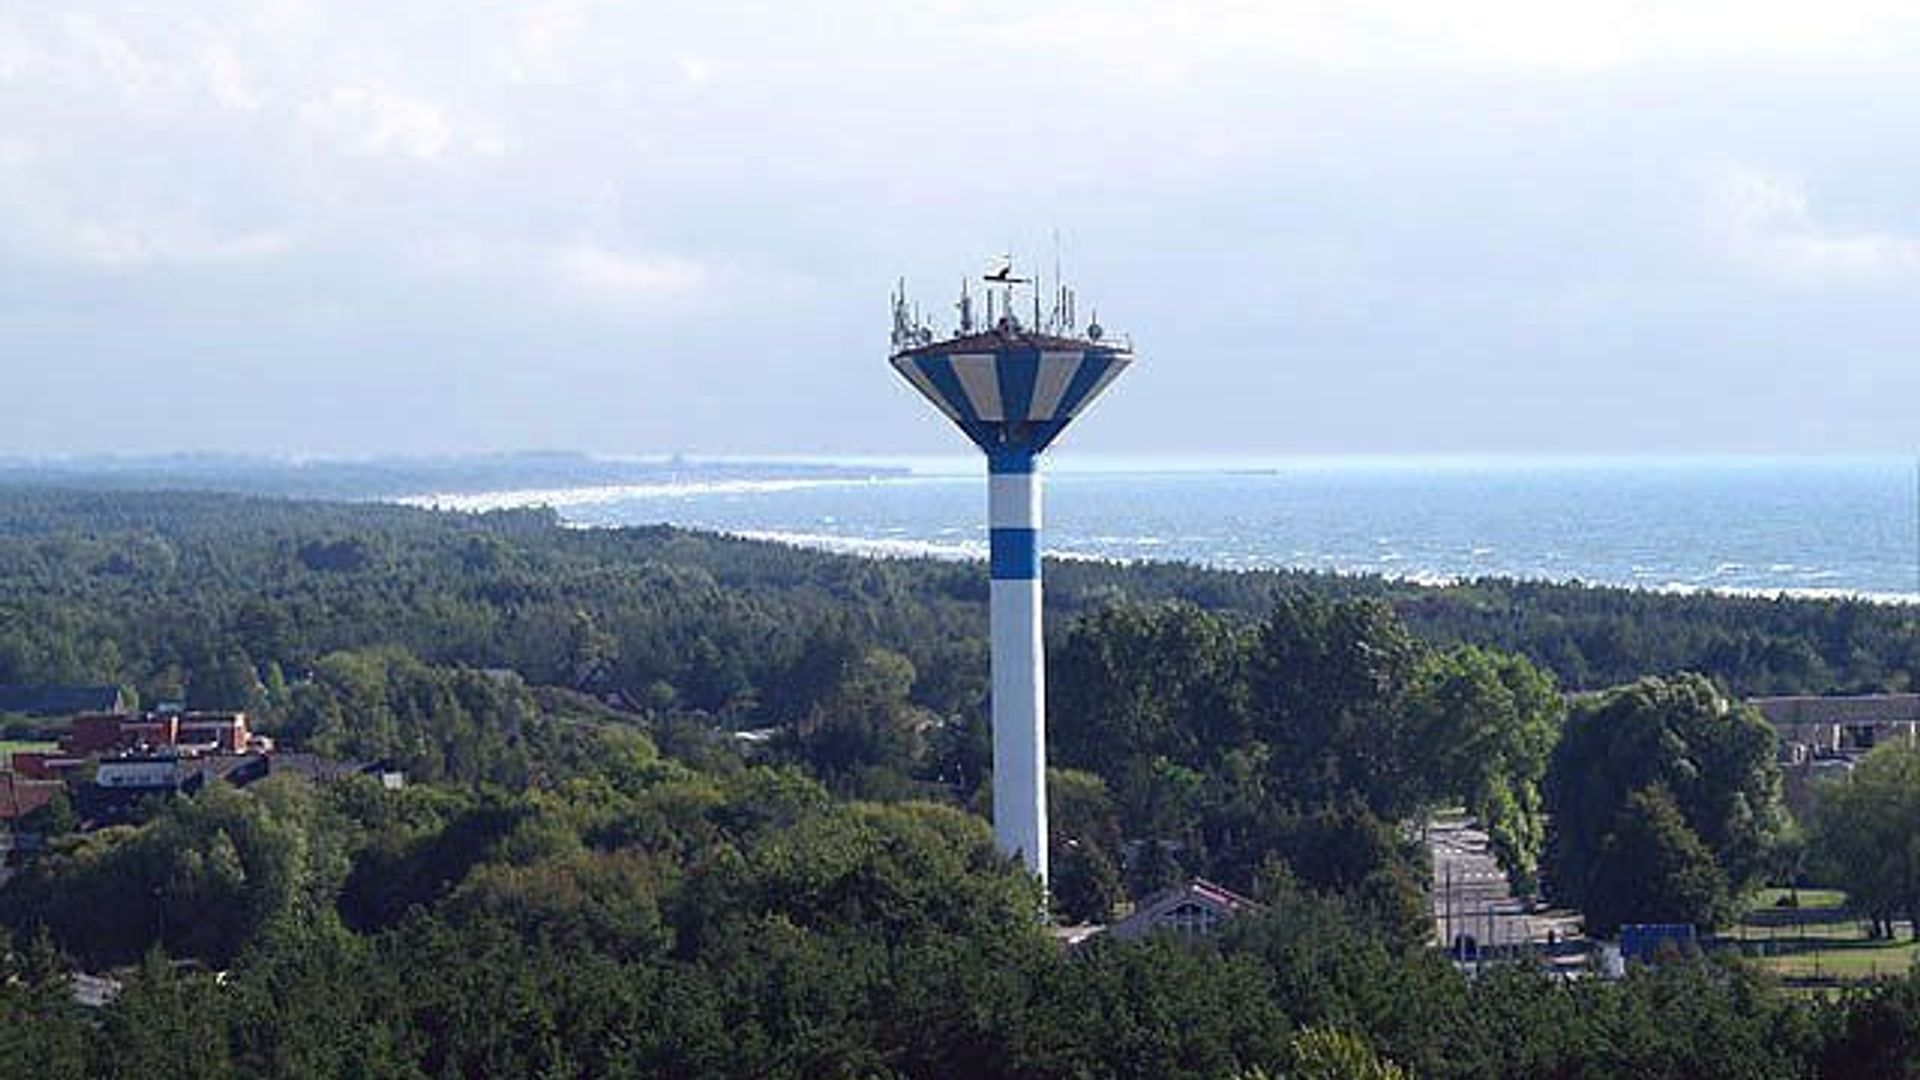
{"left": 399, "top": 456, "right": 1920, "bottom": 604}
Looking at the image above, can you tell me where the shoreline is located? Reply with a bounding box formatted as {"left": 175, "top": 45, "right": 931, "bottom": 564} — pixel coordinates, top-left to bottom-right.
{"left": 386, "top": 484, "right": 1920, "bottom": 608}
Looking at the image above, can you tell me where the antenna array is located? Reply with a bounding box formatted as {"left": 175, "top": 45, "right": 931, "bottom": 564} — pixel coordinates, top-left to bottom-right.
{"left": 890, "top": 253, "right": 1103, "bottom": 345}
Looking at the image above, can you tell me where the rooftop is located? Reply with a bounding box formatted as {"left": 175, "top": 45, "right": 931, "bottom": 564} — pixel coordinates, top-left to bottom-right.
{"left": 889, "top": 325, "right": 1129, "bottom": 361}
{"left": 0, "top": 685, "right": 125, "bottom": 718}
{"left": 1751, "top": 694, "right": 1920, "bottom": 726}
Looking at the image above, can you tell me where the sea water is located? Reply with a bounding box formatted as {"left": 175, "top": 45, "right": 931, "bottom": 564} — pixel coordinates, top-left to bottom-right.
{"left": 407, "top": 457, "right": 1920, "bottom": 602}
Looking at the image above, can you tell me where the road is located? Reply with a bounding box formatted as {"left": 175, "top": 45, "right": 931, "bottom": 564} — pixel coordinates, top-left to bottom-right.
{"left": 1427, "top": 815, "right": 1582, "bottom": 960}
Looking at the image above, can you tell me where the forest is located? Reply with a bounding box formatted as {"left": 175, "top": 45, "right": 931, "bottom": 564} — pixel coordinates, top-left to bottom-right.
{"left": 0, "top": 487, "right": 1914, "bottom": 711}
{"left": 2, "top": 486, "right": 1920, "bottom": 1077}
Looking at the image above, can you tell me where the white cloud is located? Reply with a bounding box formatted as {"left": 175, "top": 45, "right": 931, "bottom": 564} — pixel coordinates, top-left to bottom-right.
{"left": 503, "top": 3, "right": 586, "bottom": 85}
{"left": 193, "top": 35, "right": 261, "bottom": 111}
{"left": 0, "top": 135, "right": 35, "bottom": 168}
{"left": 554, "top": 243, "right": 708, "bottom": 298}
{"left": 0, "top": 24, "right": 41, "bottom": 81}
{"left": 58, "top": 12, "right": 163, "bottom": 92}
{"left": 1716, "top": 163, "right": 1920, "bottom": 282}
{"left": 678, "top": 57, "right": 712, "bottom": 87}
{"left": 58, "top": 216, "right": 291, "bottom": 267}
{"left": 469, "top": 130, "right": 510, "bottom": 157}
{"left": 298, "top": 87, "right": 455, "bottom": 161}
{"left": 397, "top": 235, "right": 711, "bottom": 313}
{"left": 11, "top": 0, "right": 1920, "bottom": 455}
{"left": 1358, "top": 0, "right": 1920, "bottom": 70}
{"left": 995, "top": 1, "right": 1920, "bottom": 73}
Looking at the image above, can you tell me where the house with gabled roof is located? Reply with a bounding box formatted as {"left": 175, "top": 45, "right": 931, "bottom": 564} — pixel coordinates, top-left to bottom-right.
{"left": 1106, "top": 878, "right": 1264, "bottom": 942}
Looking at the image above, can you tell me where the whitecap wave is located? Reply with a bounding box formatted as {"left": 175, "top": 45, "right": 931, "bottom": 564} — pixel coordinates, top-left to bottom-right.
{"left": 730, "top": 529, "right": 983, "bottom": 562}
{"left": 1650, "top": 581, "right": 1919, "bottom": 605}
{"left": 719, "top": 529, "right": 1920, "bottom": 604}
{"left": 728, "top": 529, "right": 1125, "bottom": 567}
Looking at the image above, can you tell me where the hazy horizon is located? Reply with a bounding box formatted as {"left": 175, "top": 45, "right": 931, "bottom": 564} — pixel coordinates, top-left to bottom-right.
{"left": 5, "top": 448, "right": 1917, "bottom": 471}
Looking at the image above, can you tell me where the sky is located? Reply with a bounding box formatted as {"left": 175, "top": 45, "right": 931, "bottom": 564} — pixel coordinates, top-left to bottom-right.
{"left": 5, "top": 1, "right": 1920, "bottom": 458}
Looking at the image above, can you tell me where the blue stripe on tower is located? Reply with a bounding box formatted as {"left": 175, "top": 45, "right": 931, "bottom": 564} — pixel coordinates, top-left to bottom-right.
{"left": 917, "top": 356, "right": 981, "bottom": 423}
{"left": 1051, "top": 352, "right": 1116, "bottom": 419}
{"left": 995, "top": 347, "right": 1040, "bottom": 423}
{"left": 1021, "top": 419, "right": 1070, "bottom": 458}
{"left": 990, "top": 528, "right": 1039, "bottom": 580}
{"left": 988, "top": 447, "right": 1035, "bottom": 475}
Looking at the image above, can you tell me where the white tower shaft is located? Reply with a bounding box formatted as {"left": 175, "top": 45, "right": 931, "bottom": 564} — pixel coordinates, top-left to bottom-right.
{"left": 988, "top": 466, "right": 1047, "bottom": 884}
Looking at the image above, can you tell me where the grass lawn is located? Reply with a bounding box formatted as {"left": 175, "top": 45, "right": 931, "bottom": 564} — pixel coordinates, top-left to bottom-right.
{"left": 1751, "top": 887, "right": 1848, "bottom": 910}
{"left": 1728, "top": 887, "right": 1919, "bottom": 982}
{"left": 1750, "top": 937, "right": 1920, "bottom": 981}
{"left": 0, "top": 740, "right": 57, "bottom": 758}
{"left": 1729, "top": 917, "right": 1866, "bottom": 944}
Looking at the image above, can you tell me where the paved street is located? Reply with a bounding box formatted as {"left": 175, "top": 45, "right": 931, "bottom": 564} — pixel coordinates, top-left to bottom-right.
{"left": 1427, "top": 815, "right": 1582, "bottom": 960}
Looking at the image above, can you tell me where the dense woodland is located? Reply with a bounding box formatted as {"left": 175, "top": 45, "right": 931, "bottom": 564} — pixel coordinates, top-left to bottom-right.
{"left": 0, "top": 488, "right": 1916, "bottom": 710}
{"left": 2, "top": 486, "right": 1920, "bottom": 1077}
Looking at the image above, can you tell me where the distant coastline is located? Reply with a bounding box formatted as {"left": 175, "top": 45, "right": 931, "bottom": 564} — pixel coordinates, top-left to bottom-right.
{"left": 394, "top": 475, "right": 911, "bottom": 514}
{"left": 396, "top": 456, "right": 1920, "bottom": 607}
{"left": 0, "top": 451, "right": 907, "bottom": 502}
{"left": 2, "top": 452, "right": 1913, "bottom": 605}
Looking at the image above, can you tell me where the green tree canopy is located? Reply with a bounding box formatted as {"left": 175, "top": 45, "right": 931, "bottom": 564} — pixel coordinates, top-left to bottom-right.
{"left": 1545, "top": 674, "right": 1785, "bottom": 930}
{"left": 1582, "top": 785, "right": 1732, "bottom": 933}
{"left": 1812, "top": 742, "right": 1920, "bottom": 938}
{"left": 1250, "top": 595, "right": 1422, "bottom": 818}
{"left": 1404, "top": 645, "right": 1563, "bottom": 892}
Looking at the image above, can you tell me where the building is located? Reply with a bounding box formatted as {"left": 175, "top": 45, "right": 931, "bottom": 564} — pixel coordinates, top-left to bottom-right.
{"left": 267, "top": 752, "right": 405, "bottom": 790}
{"left": 77, "top": 750, "right": 271, "bottom": 823}
{"left": 7, "top": 752, "right": 86, "bottom": 782}
{"left": 0, "top": 685, "right": 127, "bottom": 718}
{"left": 1751, "top": 694, "right": 1920, "bottom": 821}
{"left": 0, "top": 771, "right": 65, "bottom": 822}
{"left": 1753, "top": 693, "right": 1920, "bottom": 758}
{"left": 62, "top": 711, "right": 268, "bottom": 757}
{"left": 70, "top": 973, "right": 122, "bottom": 1009}
{"left": 1107, "top": 879, "right": 1264, "bottom": 942}
{"left": 1619, "top": 922, "right": 1699, "bottom": 962}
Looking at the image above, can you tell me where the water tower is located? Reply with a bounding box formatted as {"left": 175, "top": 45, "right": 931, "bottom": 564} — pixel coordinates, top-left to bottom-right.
{"left": 888, "top": 262, "right": 1132, "bottom": 887}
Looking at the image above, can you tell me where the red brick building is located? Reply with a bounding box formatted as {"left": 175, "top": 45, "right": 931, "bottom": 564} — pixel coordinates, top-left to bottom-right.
{"left": 62, "top": 712, "right": 261, "bottom": 756}
{"left": 0, "top": 771, "right": 64, "bottom": 821}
